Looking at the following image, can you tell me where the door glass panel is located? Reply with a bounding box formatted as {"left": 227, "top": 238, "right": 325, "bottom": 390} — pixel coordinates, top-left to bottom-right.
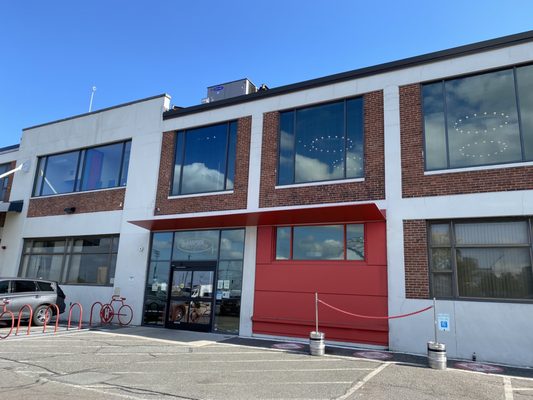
{"left": 168, "top": 269, "right": 214, "bottom": 327}
{"left": 191, "top": 271, "right": 214, "bottom": 299}
{"left": 171, "top": 270, "right": 193, "bottom": 297}
{"left": 0, "top": 280, "right": 9, "bottom": 294}
{"left": 169, "top": 301, "right": 189, "bottom": 323}
{"left": 188, "top": 301, "right": 212, "bottom": 324}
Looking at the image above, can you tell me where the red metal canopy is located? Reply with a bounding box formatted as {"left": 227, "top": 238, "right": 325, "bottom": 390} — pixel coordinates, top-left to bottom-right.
{"left": 129, "top": 203, "right": 385, "bottom": 232}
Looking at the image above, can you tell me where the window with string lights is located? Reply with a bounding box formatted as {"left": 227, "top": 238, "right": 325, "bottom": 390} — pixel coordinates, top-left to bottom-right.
{"left": 277, "top": 98, "right": 364, "bottom": 185}
{"left": 422, "top": 64, "right": 533, "bottom": 170}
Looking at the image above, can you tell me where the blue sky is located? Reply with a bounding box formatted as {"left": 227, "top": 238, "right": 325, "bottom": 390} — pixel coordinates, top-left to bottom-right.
{"left": 1, "top": 1, "right": 532, "bottom": 148}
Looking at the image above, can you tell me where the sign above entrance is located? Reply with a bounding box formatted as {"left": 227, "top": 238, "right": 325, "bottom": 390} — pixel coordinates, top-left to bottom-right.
{"left": 175, "top": 238, "right": 213, "bottom": 254}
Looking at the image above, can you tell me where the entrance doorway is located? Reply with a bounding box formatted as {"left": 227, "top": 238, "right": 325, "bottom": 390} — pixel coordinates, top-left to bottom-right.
{"left": 166, "top": 262, "right": 215, "bottom": 332}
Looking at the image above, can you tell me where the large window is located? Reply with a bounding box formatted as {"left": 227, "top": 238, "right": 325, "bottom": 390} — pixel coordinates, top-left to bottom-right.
{"left": 277, "top": 98, "right": 364, "bottom": 185}
{"left": 423, "top": 65, "right": 533, "bottom": 170}
{"left": 275, "top": 224, "right": 364, "bottom": 261}
{"left": 33, "top": 140, "right": 131, "bottom": 197}
{"left": 0, "top": 163, "right": 10, "bottom": 201}
{"left": 171, "top": 121, "right": 237, "bottom": 195}
{"left": 19, "top": 235, "right": 119, "bottom": 285}
{"left": 429, "top": 220, "right": 533, "bottom": 301}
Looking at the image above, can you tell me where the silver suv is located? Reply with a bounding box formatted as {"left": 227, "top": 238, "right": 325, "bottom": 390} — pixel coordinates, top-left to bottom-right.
{"left": 0, "top": 278, "right": 66, "bottom": 326}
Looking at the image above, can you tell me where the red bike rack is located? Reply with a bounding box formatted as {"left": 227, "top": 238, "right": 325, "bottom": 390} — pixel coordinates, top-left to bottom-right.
{"left": 0, "top": 300, "right": 15, "bottom": 339}
{"left": 89, "top": 301, "right": 103, "bottom": 327}
{"left": 42, "top": 304, "right": 60, "bottom": 334}
{"left": 67, "top": 303, "right": 83, "bottom": 330}
{"left": 15, "top": 304, "right": 33, "bottom": 336}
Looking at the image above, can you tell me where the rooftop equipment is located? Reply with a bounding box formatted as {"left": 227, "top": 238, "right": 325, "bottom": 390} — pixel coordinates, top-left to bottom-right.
{"left": 202, "top": 78, "right": 257, "bottom": 103}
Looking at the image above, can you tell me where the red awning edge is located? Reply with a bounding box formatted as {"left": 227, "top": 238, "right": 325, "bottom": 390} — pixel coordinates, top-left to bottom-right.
{"left": 129, "top": 203, "right": 386, "bottom": 231}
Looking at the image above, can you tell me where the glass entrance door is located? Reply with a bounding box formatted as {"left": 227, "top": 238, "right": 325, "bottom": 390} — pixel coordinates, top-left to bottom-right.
{"left": 167, "top": 262, "right": 215, "bottom": 332}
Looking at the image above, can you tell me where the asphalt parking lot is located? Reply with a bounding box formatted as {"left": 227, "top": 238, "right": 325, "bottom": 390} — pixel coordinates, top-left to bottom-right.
{"left": 0, "top": 326, "right": 532, "bottom": 400}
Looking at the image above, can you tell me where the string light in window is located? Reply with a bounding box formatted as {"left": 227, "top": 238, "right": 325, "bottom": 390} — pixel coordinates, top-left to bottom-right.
{"left": 453, "top": 112, "right": 513, "bottom": 159}
{"left": 298, "top": 135, "right": 363, "bottom": 170}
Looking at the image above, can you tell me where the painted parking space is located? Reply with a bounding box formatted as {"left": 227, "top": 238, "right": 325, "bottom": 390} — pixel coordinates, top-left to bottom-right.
{"left": 1, "top": 329, "right": 532, "bottom": 400}
{"left": 0, "top": 331, "right": 383, "bottom": 400}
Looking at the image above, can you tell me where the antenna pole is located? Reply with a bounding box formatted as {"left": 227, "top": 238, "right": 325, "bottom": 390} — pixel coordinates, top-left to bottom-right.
{"left": 89, "top": 86, "right": 97, "bottom": 112}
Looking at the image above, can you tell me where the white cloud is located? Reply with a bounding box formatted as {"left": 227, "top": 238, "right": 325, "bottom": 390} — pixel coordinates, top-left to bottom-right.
{"left": 180, "top": 163, "right": 233, "bottom": 194}
{"left": 294, "top": 154, "right": 343, "bottom": 182}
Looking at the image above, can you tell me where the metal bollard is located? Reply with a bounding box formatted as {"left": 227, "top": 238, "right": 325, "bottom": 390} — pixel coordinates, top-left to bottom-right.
{"left": 309, "top": 331, "right": 325, "bottom": 356}
{"left": 427, "top": 341, "right": 447, "bottom": 370}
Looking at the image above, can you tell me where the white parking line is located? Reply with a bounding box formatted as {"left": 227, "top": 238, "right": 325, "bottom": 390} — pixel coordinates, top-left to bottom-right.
{"left": 111, "top": 368, "right": 375, "bottom": 374}
{"left": 504, "top": 376, "right": 514, "bottom": 400}
{"left": 335, "top": 363, "right": 390, "bottom": 400}
{"left": 191, "top": 381, "right": 355, "bottom": 386}
{"left": 136, "top": 358, "right": 342, "bottom": 364}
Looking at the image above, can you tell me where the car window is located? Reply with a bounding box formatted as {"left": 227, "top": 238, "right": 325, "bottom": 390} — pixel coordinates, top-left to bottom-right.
{"left": 13, "top": 280, "right": 37, "bottom": 293}
{"left": 36, "top": 281, "right": 54, "bottom": 292}
{"left": 0, "top": 281, "right": 9, "bottom": 294}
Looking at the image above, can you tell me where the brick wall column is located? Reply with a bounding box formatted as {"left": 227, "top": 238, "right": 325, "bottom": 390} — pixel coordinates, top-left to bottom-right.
{"left": 403, "top": 219, "right": 430, "bottom": 299}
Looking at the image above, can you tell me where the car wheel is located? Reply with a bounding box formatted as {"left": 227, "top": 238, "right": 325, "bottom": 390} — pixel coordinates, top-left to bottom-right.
{"left": 33, "top": 305, "right": 51, "bottom": 326}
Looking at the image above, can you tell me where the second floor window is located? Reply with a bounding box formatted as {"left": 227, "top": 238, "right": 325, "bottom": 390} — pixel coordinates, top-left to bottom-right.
{"left": 171, "top": 121, "right": 237, "bottom": 195}
{"left": 0, "top": 163, "right": 10, "bottom": 201}
{"left": 422, "top": 64, "right": 533, "bottom": 170}
{"left": 277, "top": 98, "right": 364, "bottom": 185}
{"left": 33, "top": 140, "right": 131, "bottom": 197}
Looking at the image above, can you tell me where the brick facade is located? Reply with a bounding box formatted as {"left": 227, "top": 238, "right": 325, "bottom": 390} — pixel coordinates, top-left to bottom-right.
{"left": 403, "top": 219, "right": 430, "bottom": 299}
{"left": 400, "top": 84, "right": 533, "bottom": 198}
{"left": 155, "top": 116, "right": 251, "bottom": 215}
{"left": 259, "top": 91, "right": 385, "bottom": 208}
{"left": 27, "top": 188, "right": 125, "bottom": 217}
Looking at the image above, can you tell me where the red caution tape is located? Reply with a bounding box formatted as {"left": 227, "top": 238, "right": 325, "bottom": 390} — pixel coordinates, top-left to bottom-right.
{"left": 318, "top": 299, "right": 433, "bottom": 320}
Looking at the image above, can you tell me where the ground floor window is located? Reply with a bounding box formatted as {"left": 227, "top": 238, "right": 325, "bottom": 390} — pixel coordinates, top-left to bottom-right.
{"left": 143, "top": 228, "right": 245, "bottom": 334}
{"left": 429, "top": 219, "right": 533, "bottom": 301}
{"left": 19, "top": 235, "right": 119, "bottom": 285}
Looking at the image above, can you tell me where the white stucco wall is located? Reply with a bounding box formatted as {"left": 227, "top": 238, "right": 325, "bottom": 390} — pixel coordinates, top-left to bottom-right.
{"left": 0, "top": 146, "right": 20, "bottom": 273}
{"left": 0, "top": 95, "right": 170, "bottom": 323}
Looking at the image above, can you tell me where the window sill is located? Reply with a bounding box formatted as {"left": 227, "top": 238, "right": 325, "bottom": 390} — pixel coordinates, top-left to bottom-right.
{"left": 275, "top": 177, "right": 365, "bottom": 189}
{"left": 31, "top": 186, "right": 125, "bottom": 199}
{"left": 59, "top": 283, "right": 114, "bottom": 287}
{"left": 424, "top": 160, "right": 533, "bottom": 176}
{"left": 431, "top": 296, "right": 533, "bottom": 305}
{"left": 168, "top": 190, "right": 234, "bottom": 200}
{"left": 272, "top": 259, "right": 367, "bottom": 265}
